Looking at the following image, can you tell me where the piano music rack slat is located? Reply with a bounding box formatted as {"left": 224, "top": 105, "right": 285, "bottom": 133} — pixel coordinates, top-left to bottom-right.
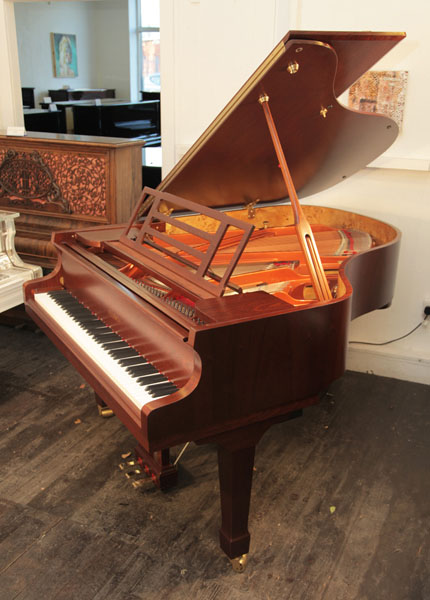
{"left": 120, "top": 187, "right": 255, "bottom": 298}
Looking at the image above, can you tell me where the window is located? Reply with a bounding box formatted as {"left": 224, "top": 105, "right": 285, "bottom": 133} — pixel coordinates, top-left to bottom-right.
{"left": 137, "top": 0, "right": 160, "bottom": 93}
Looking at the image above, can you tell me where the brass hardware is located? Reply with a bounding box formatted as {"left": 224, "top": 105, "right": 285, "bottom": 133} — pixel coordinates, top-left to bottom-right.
{"left": 246, "top": 198, "right": 260, "bottom": 219}
{"left": 295, "top": 47, "right": 303, "bottom": 53}
{"left": 132, "top": 479, "right": 148, "bottom": 489}
{"left": 320, "top": 107, "right": 328, "bottom": 119}
{"left": 258, "top": 94, "right": 269, "bottom": 105}
{"left": 161, "top": 206, "right": 174, "bottom": 216}
{"left": 59, "top": 276, "right": 64, "bottom": 287}
{"left": 287, "top": 61, "right": 299, "bottom": 75}
{"left": 262, "top": 220, "right": 269, "bottom": 229}
{"left": 119, "top": 460, "right": 138, "bottom": 470}
{"left": 230, "top": 554, "right": 248, "bottom": 572}
{"left": 125, "top": 469, "right": 141, "bottom": 479}
{"left": 97, "top": 404, "right": 114, "bottom": 418}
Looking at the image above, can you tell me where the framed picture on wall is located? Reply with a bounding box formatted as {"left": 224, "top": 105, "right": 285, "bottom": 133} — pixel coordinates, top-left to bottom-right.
{"left": 51, "top": 33, "right": 78, "bottom": 78}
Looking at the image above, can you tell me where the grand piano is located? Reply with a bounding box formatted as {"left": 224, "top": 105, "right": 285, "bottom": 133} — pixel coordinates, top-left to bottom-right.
{"left": 24, "top": 30, "right": 404, "bottom": 570}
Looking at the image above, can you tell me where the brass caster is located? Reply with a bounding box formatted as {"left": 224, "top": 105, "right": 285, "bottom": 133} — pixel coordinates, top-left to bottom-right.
{"left": 97, "top": 404, "right": 114, "bottom": 418}
{"left": 230, "top": 554, "right": 248, "bottom": 572}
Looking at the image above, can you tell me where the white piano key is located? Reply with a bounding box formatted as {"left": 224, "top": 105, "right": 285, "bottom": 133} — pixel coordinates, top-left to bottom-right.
{"left": 35, "top": 292, "right": 175, "bottom": 410}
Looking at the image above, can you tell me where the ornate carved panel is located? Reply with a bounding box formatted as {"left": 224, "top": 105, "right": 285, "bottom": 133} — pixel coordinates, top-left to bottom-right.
{"left": 0, "top": 149, "right": 107, "bottom": 217}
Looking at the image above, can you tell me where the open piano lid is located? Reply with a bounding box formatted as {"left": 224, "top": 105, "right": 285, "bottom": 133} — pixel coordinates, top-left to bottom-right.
{"left": 160, "top": 30, "right": 405, "bottom": 208}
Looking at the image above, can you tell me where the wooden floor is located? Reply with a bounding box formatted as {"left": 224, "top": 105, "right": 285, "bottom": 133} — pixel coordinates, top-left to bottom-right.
{"left": 0, "top": 323, "right": 429, "bottom": 600}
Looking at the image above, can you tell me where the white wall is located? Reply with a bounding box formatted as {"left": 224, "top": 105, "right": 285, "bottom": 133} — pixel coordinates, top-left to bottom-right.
{"left": 13, "top": 0, "right": 130, "bottom": 107}
{"left": 0, "top": 0, "right": 23, "bottom": 129}
{"left": 87, "top": 0, "right": 131, "bottom": 99}
{"left": 306, "top": 168, "right": 430, "bottom": 384}
{"left": 297, "top": 0, "right": 430, "bottom": 168}
{"left": 161, "top": 0, "right": 430, "bottom": 384}
{"left": 15, "top": 1, "right": 92, "bottom": 105}
{"left": 160, "top": 0, "right": 291, "bottom": 173}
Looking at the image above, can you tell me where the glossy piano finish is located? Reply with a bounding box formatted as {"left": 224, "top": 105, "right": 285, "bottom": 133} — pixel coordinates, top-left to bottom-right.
{"left": 24, "top": 193, "right": 400, "bottom": 562}
{"left": 24, "top": 30, "right": 404, "bottom": 566}
{"left": 72, "top": 100, "right": 160, "bottom": 141}
{"left": 48, "top": 88, "right": 116, "bottom": 102}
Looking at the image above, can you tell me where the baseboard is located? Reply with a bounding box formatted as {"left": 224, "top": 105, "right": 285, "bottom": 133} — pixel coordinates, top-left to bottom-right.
{"left": 346, "top": 346, "right": 430, "bottom": 386}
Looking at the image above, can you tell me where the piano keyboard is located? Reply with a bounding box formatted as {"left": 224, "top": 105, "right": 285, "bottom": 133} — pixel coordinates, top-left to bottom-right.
{"left": 35, "top": 290, "right": 178, "bottom": 410}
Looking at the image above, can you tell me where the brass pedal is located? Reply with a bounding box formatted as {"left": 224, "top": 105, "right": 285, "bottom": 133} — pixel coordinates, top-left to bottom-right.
{"left": 119, "top": 457, "right": 151, "bottom": 489}
{"left": 125, "top": 469, "right": 141, "bottom": 479}
{"left": 97, "top": 404, "right": 114, "bottom": 418}
{"left": 119, "top": 459, "right": 138, "bottom": 471}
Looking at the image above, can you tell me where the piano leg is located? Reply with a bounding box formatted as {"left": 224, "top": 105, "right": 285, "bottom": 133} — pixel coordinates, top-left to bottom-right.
{"left": 95, "top": 393, "right": 114, "bottom": 418}
{"left": 217, "top": 443, "right": 255, "bottom": 570}
{"left": 135, "top": 444, "right": 178, "bottom": 490}
{"left": 201, "top": 409, "right": 304, "bottom": 570}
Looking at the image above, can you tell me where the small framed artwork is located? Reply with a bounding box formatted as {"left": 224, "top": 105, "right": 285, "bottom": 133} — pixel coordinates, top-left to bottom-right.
{"left": 51, "top": 33, "right": 78, "bottom": 78}
{"left": 348, "top": 71, "right": 408, "bottom": 129}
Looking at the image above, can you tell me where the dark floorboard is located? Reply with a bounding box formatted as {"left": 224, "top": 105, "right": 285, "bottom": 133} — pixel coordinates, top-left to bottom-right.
{"left": 0, "top": 324, "right": 429, "bottom": 599}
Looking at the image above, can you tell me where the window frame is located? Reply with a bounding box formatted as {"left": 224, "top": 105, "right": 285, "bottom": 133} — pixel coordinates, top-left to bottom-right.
{"left": 136, "top": 0, "right": 160, "bottom": 93}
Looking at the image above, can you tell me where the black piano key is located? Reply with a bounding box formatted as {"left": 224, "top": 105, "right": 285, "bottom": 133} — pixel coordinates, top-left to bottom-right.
{"left": 149, "top": 384, "right": 178, "bottom": 398}
{"left": 49, "top": 292, "right": 75, "bottom": 302}
{"left": 63, "top": 305, "right": 90, "bottom": 313}
{"left": 136, "top": 373, "right": 167, "bottom": 385}
{"left": 109, "top": 347, "right": 141, "bottom": 359}
{"left": 72, "top": 317, "right": 101, "bottom": 325}
{"left": 86, "top": 324, "right": 111, "bottom": 332}
{"left": 53, "top": 299, "right": 83, "bottom": 308}
{"left": 99, "top": 340, "right": 128, "bottom": 350}
{"left": 90, "top": 327, "right": 119, "bottom": 335}
{"left": 62, "top": 303, "right": 91, "bottom": 311}
{"left": 126, "top": 364, "right": 158, "bottom": 376}
{"left": 92, "top": 333, "right": 123, "bottom": 343}
{"left": 119, "top": 356, "right": 148, "bottom": 367}
{"left": 47, "top": 289, "right": 179, "bottom": 396}
{"left": 147, "top": 380, "right": 177, "bottom": 391}
{"left": 67, "top": 310, "right": 94, "bottom": 319}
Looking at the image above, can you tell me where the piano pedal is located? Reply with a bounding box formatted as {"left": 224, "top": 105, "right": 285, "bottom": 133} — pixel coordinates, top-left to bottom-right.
{"left": 119, "top": 459, "right": 138, "bottom": 471}
{"left": 95, "top": 393, "right": 114, "bottom": 418}
{"left": 97, "top": 404, "right": 114, "bottom": 418}
{"left": 118, "top": 460, "right": 154, "bottom": 489}
{"left": 125, "top": 468, "right": 141, "bottom": 479}
{"left": 132, "top": 478, "right": 150, "bottom": 489}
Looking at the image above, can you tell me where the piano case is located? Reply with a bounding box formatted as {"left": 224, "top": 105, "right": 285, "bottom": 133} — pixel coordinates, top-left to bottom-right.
{"left": 24, "top": 30, "right": 405, "bottom": 569}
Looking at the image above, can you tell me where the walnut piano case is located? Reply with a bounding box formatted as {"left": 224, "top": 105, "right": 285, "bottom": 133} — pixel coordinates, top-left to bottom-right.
{"left": 24, "top": 30, "right": 404, "bottom": 569}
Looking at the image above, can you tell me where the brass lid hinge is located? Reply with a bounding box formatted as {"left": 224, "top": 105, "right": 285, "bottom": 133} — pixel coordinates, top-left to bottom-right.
{"left": 246, "top": 198, "right": 260, "bottom": 219}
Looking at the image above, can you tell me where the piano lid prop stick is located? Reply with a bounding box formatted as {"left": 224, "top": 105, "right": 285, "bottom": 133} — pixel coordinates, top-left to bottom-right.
{"left": 258, "top": 94, "right": 332, "bottom": 302}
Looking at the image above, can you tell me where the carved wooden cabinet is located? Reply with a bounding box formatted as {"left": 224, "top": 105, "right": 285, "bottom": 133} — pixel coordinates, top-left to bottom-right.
{"left": 0, "top": 132, "right": 144, "bottom": 267}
